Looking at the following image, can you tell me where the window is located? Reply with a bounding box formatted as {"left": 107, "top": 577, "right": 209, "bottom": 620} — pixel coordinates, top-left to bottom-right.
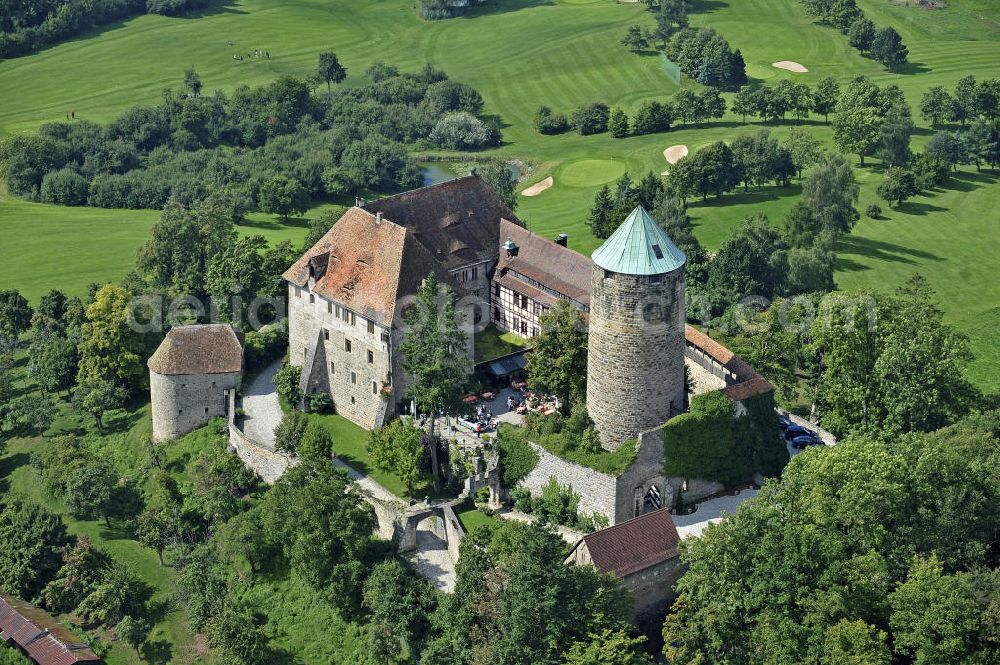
{"left": 531, "top": 327, "right": 538, "bottom": 338}
{"left": 309, "top": 294, "right": 315, "bottom": 303}
{"left": 372, "top": 381, "right": 378, "bottom": 394}
{"left": 351, "top": 396, "right": 355, "bottom": 404}
{"left": 494, "top": 306, "right": 501, "bottom": 322}
{"left": 367, "top": 350, "right": 374, "bottom": 364}
{"left": 462, "top": 270, "right": 468, "bottom": 282}
{"left": 520, "top": 295, "right": 528, "bottom": 309}
{"left": 204, "top": 407, "right": 209, "bottom": 414}
{"left": 472, "top": 266, "right": 478, "bottom": 280}
{"left": 345, "top": 339, "right": 352, "bottom": 352}
{"left": 324, "top": 329, "right": 330, "bottom": 341}
{"left": 330, "top": 362, "right": 336, "bottom": 374}
{"left": 335, "top": 305, "right": 342, "bottom": 317}
{"left": 367, "top": 320, "right": 375, "bottom": 335}
{"left": 652, "top": 244, "right": 664, "bottom": 260}
{"left": 521, "top": 320, "right": 528, "bottom": 335}
{"left": 650, "top": 274, "right": 661, "bottom": 284}
{"left": 494, "top": 283, "right": 500, "bottom": 297}
{"left": 178, "top": 409, "right": 183, "bottom": 414}
{"left": 381, "top": 331, "right": 390, "bottom": 344}
{"left": 604, "top": 269, "right": 613, "bottom": 280}
{"left": 351, "top": 371, "right": 357, "bottom": 385}
{"left": 295, "top": 286, "right": 301, "bottom": 297}
{"left": 327, "top": 302, "right": 332, "bottom": 313}
{"left": 513, "top": 316, "right": 520, "bottom": 331}
{"left": 533, "top": 303, "right": 539, "bottom": 315}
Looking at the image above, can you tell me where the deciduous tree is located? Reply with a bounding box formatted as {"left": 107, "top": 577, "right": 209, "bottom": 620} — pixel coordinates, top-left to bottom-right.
{"left": 525, "top": 300, "right": 588, "bottom": 415}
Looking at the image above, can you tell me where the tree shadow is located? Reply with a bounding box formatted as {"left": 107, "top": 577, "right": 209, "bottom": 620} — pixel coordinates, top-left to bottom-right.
{"left": 689, "top": 184, "right": 801, "bottom": 209}
{"left": 835, "top": 235, "right": 942, "bottom": 272}
{"left": 239, "top": 216, "right": 310, "bottom": 233}
{"left": 949, "top": 169, "right": 998, "bottom": 188}
{"left": 0, "top": 452, "right": 29, "bottom": 494}
{"left": 688, "top": 0, "right": 730, "bottom": 14}
{"left": 892, "top": 61, "right": 932, "bottom": 76}
{"left": 460, "top": 0, "right": 554, "bottom": 19}
{"left": 139, "top": 639, "right": 173, "bottom": 665}
{"left": 896, "top": 200, "right": 948, "bottom": 216}
{"left": 32, "top": 0, "right": 246, "bottom": 58}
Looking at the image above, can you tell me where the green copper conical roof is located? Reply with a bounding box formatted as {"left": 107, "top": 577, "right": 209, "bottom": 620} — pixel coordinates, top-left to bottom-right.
{"left": 591, "top": 205, "right": 685, "bottom": 275}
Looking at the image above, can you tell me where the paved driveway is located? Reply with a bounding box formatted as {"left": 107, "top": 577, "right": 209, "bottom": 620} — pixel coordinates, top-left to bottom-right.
{"left": 240, "top": 360, "right": 284, "bottom": 449}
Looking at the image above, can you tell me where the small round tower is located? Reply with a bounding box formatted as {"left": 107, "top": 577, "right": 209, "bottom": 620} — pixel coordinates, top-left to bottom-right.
{"left": 586, "top": 206, "right": 686, "bottom": 450}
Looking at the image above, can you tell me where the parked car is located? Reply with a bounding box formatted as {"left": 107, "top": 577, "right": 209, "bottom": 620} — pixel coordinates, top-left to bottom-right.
{"left": 784, "top": 425, "right": 811, "bottom": 441}
{"left": 456, "top": 415, "right": 493, "bottom": 434}
{"left": 791, "top": 434, "right": 824, "bottom": 450}
{"left": 778, "top": 415, "right": 793, "bottom": 430}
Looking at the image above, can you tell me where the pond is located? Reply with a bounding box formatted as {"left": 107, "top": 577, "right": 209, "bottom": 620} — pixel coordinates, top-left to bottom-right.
{"left": 418, "top": 161, "right": 522, "bottom": 187}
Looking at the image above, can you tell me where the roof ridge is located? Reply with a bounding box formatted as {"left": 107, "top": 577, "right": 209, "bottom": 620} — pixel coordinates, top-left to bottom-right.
{"left": 363, "top": 174, "right": 480, "bottom": 205}
{"left": 584, "top": 507, "right": 674, "bottom": 539}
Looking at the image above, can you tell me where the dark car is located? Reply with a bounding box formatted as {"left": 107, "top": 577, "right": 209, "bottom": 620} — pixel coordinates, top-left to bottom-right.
{"left": 791, "top": 435, "right": 824, "bottom": 450}
{"left": 784, "top": 425, "right": 811, "bottom": 441}
{"left": 778, "top": 415, "right": 793, "bottom": 430}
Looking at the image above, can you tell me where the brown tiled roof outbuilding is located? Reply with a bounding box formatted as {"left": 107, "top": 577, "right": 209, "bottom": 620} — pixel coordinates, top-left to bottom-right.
{"left": 0, "top": 593, "right": 102, "bottom": 665}
{"left": 572, "top": 509, "right": 681, "bottom": 578}
{"left": 148, "top": 324, "right": 243, "bottom": 376}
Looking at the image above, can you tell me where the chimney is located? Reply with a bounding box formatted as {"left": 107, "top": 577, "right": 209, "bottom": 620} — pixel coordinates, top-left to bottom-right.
{"left": 503, "top": 238, "right": 518, "bottom": 258}
{"left": 375, "top": 211, "right": 382, "bottom": 224}
{"left": 554, "top": 233, "right": 568, "bottom": 247}
{"left": 355, "top": 196, "right": 366, "bottom": 207}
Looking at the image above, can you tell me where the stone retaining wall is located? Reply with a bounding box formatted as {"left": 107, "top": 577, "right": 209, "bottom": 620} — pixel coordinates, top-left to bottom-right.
{"left": 518, "top": 444, "right": 618, "bottom": 522}
{"left": 229, "top": 424, "right": 297, "bottom": 484}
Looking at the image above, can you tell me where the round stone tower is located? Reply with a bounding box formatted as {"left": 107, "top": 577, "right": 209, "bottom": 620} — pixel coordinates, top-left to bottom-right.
{"left": 586, "top": 205, "right": 686, "bottom": 450}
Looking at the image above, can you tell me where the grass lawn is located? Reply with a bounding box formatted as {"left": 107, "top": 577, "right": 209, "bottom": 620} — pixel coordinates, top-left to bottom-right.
{"left": 455, "top": 498, "right": 499, "bottom": 535}
{"left": 0, "top": 0, "right": 998, "bottom": 390}
{"left": 474, "top": 326, "right": 530, "bottom": 363}
{"left": 305, "top": 412, "right": 438, "bottom": 500}
{"left": 0, "top": 189, "right": 321, "bottom": 303}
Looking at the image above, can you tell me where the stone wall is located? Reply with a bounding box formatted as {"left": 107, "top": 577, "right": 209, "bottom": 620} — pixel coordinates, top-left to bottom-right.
{"left": 586, "top": 264, "right": 686, "bottom": 450}
{"left": 151, "top": 370, "right": 239, "bottom": 441}
{"left": 518, "top": 428, "right": 725, "bottom": 526}
{"left": 287, "top": 283, "right": 393, "bottom": 430}
{"left": 518, "top": 443, "right": 618, "bottom": 523}
{"left": 229, "top": 424, "right": 297, "bottom": 484}
{"left": 441, "top": 503, "right": 465, "bottom": 564}
{"left": 625, "top": 556, "right": 685, "bottom": 622}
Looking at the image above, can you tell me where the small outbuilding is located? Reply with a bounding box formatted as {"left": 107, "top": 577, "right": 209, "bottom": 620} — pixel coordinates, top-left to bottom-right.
{"left": 565, "top": 508, "right": 684, "bottom": 621}
{"left": 0, "top": 593, "right": 102, "bottom": 665}
{"left": 148, "top": 323, "right": 243, "bottom": 441}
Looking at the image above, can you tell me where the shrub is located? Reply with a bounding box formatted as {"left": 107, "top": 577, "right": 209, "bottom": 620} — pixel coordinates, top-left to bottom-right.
{"left": 40, "top": 168, "right": 90, "bottom": 205}
{"left": 536, "top": 476, "right": 580, "bottom": 526}
{"left": 571, "top": 103, "right": 611, "bottom": 135}
{"left": 866, "top": 203, "right": 882, "bottom": 219}
{"left": 510, "top": 487, "right": 533, "bottom": 512}
{"left": 305, "top": 391, "right": 332, "bottom": 413}
{"left": 496, "top": 425, "right": 539, "bottom": 488}
{"left": 274, "top": 410, "right": 309, "bottom": 454}
{"left": 533, "top": 106, "right": 570, "bottom": 135}
{"left": 273, "top": 362, "right": 303, "bottom": 406}
{"left": 429, "top": 112, "right": 497, "bottom": 149}
{"left": 116, "top": 615, "right": 150, "bottom": 650}
{"left": 632, "top": 100, "right": 673, "bottom": 135}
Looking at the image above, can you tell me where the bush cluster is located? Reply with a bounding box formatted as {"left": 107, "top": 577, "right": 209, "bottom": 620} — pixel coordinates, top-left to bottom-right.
{"left": 0, "top": 0, "right": 209, "bottom": 58}
{"left": 1, "top": 64, "right": 496, "bottom": 211}
{"left": 665, "top": 27, "right": 747, "bottom": 89}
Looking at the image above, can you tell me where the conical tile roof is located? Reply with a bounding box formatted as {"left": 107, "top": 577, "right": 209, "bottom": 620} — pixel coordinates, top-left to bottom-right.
{"left": 591, "top": 205, "right": 685, "bottom": 275}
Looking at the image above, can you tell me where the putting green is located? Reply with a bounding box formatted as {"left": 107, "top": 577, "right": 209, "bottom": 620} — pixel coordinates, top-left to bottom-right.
{"left": 559, "top": 159, "right": 627, "bottom": 187}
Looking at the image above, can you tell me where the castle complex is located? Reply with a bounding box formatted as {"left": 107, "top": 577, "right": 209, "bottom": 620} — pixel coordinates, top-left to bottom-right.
{"left": 150, "top": 175, "right": 776, "bottom": 526}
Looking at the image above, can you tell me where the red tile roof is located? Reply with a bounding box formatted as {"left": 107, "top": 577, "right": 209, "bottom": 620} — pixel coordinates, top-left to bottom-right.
{"left": 573, "top": 509, "right": 681, "bottom": 578}
{"left": 147, "top": 324, "right": 242, "bottom": 376}
{"left": 0, "top": 594, "right": 101, "bottom": 665}
{"left": 683, "top": 325, "right": 774, "bottom": 401}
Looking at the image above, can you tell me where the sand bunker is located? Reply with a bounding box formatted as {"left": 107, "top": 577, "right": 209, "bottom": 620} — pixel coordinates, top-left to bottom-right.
{"left": 664, "top": 145, "right": 689, "bottom": 165}
{"left": 772, "top": 60, "right": 808, "bottom": 73}
{"left": 521, "top": 176, "right": 553, "bottom": 197}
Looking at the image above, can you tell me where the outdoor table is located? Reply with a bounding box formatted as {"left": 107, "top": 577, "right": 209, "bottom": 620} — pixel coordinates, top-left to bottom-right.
{"left": 481, "top": 392, "right": 495, "bottom": 400}
{"left": 463, "top": 394, "right": 478, "bottom": 404}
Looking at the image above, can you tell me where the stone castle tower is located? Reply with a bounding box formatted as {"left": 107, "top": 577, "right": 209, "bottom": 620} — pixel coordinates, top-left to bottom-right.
{"left": 586, "top": 206, "right": 687, "bottom": 450}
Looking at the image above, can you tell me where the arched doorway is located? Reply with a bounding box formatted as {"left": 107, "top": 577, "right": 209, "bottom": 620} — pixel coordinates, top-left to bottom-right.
{"left": 643, "top": 485, "right": 662, "bottom": 513}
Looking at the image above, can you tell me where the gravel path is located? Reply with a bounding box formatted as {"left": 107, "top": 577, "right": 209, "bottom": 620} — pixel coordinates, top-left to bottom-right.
{"left": 672, "top": 489, "right": 759, "bottom": 539}
{"left": 332, "top": 458, "right": 399, "bottom": 504}
{"left": 404, "top": 520, "right": 456, "bottom": 592}
{"left": 240, "top": 360, "right": 284, "bottom": 449}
